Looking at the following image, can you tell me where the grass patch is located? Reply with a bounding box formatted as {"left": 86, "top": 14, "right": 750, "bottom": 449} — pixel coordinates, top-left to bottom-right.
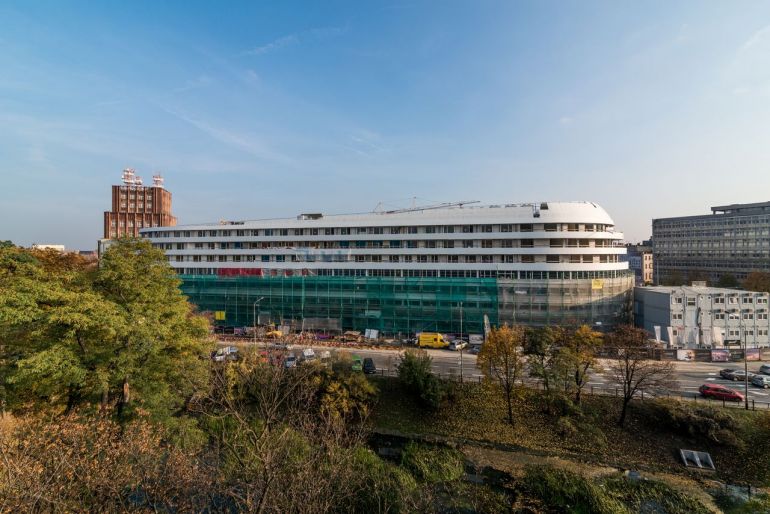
{"left": 400, "top": 442, "right": 465, "bottom": 484}
{"left": 518, "top": 466, "right": 710, "bottom": 514}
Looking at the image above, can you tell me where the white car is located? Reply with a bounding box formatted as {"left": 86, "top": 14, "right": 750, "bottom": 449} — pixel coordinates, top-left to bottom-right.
{"left": 449, "top": 340, "right": 468, "bottom": 351}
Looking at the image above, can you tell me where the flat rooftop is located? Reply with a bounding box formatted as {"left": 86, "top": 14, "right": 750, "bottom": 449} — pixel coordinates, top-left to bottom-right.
{"left": 635, "top": 285, "right": 750, "bottom": 295}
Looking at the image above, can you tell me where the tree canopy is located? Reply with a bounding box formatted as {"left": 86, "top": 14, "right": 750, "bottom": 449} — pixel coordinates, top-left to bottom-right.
{"left": 0, "top": 239, "right": 212, "bottom": 421}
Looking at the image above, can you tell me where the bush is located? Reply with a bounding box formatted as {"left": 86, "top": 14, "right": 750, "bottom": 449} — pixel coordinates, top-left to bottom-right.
{"left": 520, "top": 465, "right": 628, "bottom": 514}
{"left": 397, "top": 350, "right": 447, "bottom": 409}
{"left": 603, "top": 475, "right": 710, "bottom": 514}
{"left": 639, "top": 400, "right": 740, "bottom": 446}
{"left": 400, "top": 442, "right": 465, "bottom": 484}
{"left": 348, "top": 447, "right": 420, "bottom": 513}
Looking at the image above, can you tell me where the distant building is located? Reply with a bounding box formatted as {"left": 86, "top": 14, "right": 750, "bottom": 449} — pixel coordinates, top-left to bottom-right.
{"left": 621, "top": 243, "right": 653, "bottom": 286}
{"left": 31, "top": 244, "right": 66, "bottom": 252}
{"left": 652, "top": 202, "right": 770, "bottom": 285}
{"left": 634, "top": 285, "right": 770, "bottom": 348}
{"left": 103, "top": 168, "right": 177, "bottom": 239}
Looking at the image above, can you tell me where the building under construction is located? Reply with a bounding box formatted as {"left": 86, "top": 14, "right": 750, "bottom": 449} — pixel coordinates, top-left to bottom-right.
{"left": 141, "top": 201, "right": 634, "bottom": 335}
{"left": 103, "top": 168, "right": 177, "bottom": 239}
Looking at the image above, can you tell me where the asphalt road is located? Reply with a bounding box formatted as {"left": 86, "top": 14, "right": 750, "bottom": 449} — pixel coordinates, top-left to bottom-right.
{"left": 221, "top": 341, "right": 770, "bottom": 404}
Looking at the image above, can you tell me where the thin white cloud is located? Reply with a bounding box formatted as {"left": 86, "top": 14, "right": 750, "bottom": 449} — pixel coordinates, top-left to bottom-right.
{"left": 243, "top": 25, "right": 348, "bottom": 56}
{"left": 244, "top": 34, "right": 299, "bottom": 56}
{"left": 559, "top": 116, "right": 574, "bottom": 125}
{"left": 741, "top": 24, "right": 770, "bottom": 52}
{"left": 173, "top": 75, "right": 214, "bottom": 92}
{"left": 243, "top": 69, "right": 260, "bottom": 85}
{"left": 161, "top": 106, "right": 294, "bottom": 165}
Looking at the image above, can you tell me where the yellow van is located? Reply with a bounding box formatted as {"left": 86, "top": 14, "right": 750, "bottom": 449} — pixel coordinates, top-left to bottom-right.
{"left": 418, "top": 332, "right": 449, "bottom": 349}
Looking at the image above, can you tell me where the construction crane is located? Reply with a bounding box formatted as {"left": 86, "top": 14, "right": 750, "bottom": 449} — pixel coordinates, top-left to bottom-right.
{"left": 374, "top": 199, "right": 480, "bottom": 215}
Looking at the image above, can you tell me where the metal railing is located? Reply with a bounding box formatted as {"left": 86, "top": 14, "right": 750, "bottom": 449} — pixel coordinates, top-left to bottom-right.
{"left": 372, "top": 368, "right": 770, "bottom": 410}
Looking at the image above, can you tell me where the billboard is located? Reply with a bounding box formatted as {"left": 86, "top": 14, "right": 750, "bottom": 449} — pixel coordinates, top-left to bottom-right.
{"left": 711, "top": 349, "right": 731, "bottom": 362}
{"left": 746, "top": 349, "right": 761, "bottom": 361}
{"left": 677, "top": 350, "right": 696, "bottom": 361}
{"left": 591, "top": 279, "right": 604, "bottom": 290}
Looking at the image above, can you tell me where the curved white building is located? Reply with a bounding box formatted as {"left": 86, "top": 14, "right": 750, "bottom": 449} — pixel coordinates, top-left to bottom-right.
{"left": 141, "top": 201, "right": 633, "bottom": 334}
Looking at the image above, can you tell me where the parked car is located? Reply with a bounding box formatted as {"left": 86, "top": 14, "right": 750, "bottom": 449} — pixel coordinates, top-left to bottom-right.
{"left": 351, "top": 355, "right": 363, "bottom": 372}
{"left": 363, "top": 357, "right": 377, "bottom": 374}
{"left": 449, "top": 340, "right": 468, "bottom": 351}
{"left": 284, "top": 355, "right": 297, "bottom": 369}
{"left": 719, "top": 368, "right": 738, "bottom": 380}
{"left": 759, "top": 364, "right": 770, "bottom": 376}
{"left": 468, "top": 346, "right": 481, "bottom": 355}
{"left": 752, "top": 374, "right": 770, "bottom": 389}
{"left": 728, "top": 369, "right": 756, "bottom": 382}
{"left": 699, "top": 383, "right": 744, "bottom": 402}
{"left": 212, "top": 346, "right": 239, "bottom": 362}
{"left": 300, "top": 348, "right": 316, "bottom": 363}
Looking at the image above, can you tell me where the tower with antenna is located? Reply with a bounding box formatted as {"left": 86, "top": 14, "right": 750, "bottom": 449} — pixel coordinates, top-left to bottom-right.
{"left": 103, "top": 168, "right": 177, "bottom": 239}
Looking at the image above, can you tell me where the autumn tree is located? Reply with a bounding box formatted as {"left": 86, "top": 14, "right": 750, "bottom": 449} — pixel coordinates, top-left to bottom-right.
{"left": 478, "top": 325, "right": 525, "bottom": 425}
{"left": 606, "top": 325, "right": 675, "bottom": 426}
{"left": 561, "top": 324, "right": 604, "bottom": 404}
{"left": 743, "top": 272, "right": 770, "bottom": 293}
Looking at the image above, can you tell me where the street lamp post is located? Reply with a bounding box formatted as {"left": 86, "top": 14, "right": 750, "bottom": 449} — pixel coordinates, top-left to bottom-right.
{"left": 253, "top": 297, "right": 265, "bottom": 345}
{"left": 459, "top": 301, "right": 464, "bottom": 383}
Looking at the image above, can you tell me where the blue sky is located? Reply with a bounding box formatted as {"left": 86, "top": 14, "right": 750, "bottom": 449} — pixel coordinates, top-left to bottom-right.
{"left": 2, "top": 1, "right": 770, "bottom": 249}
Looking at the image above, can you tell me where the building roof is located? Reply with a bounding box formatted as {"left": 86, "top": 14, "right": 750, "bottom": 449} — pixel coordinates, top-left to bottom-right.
{"left": 635, "top": 285, "right": 756, "bottom": 296}
{"left": 144, "top": 201, "right": 618, "bottom": 232}
{"left": 711, "top": 201, "right": 770, "bottom": 214}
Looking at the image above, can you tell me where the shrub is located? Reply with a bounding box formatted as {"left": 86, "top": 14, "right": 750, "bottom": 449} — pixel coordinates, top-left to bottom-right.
{"left": 639, "top": 400, "right": 740, "bottom": 446}
{"left": 603, "top": 475, "right": 710, "bottom": 514}
{"left": 348, "top": 447, "right": 420, "bottom": 513}
{"left": 520, "top": 465, "right": 628, "bottom": 514}
{"left": 397, "top": 350, "right": 447, "bottom": 409}
{"left": 400, "top": 442, "right": 465, "bottom": 484}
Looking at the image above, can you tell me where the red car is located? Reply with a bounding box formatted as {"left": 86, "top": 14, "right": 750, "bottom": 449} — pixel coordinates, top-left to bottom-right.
{"left": 699, "top": 383, "right": 744, "bottom": 402}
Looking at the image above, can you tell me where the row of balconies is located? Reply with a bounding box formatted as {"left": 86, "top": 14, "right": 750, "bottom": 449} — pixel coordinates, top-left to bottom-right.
{"left": 145, "top": 222, "right": 613, "bottom": 239}
{"left": 152, "top": 239, "right": 622, "bottom": 251}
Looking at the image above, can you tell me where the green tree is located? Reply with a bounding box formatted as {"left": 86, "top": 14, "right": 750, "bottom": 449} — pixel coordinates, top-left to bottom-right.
{"left": 93, "top": 238, "right": 211, "bottom": 419}
{"left": 561, "top": 325, "right": 604, "bottom": 404}
{"left": 717, "top": 273, "right": 739, "bottom": 288}
{"left": 397, "top": 349, "right": 446, "bottom": 409}
{"left": 0, "top": 239, "right": 211, "bottom": 423}
{"left": 478, "top": 325, "right": 525, "bottom": 425}
{"left": 524, "top": 326, "right": 564, "bottom": 395}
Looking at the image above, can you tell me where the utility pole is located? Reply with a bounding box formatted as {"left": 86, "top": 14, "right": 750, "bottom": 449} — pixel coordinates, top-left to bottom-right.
{"left": 253, "top": 297, "right": 265, "bottom": 346}
{"left": 738, "top": 312, "right": 749, "bottom": 410}
{"left": 459, "top": 301, "right": 464, "bottom": 383}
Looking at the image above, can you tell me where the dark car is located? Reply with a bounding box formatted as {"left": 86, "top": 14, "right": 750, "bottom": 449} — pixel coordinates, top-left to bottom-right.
{"left": 719, "top": 368, "right": 738, "bottom": 380}
{"left": 729, "top": 370, "right": 756, "bottom": 382}
{"left": 699, "top": 383, "right": 744, "bottom": 402}
{"left": 363, "top": 357, "right": 377, "bottom": 374}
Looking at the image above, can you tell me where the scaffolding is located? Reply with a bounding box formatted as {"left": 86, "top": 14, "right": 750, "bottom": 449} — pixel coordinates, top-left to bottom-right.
{"left": 180, "top": 272, "right": 634, "bottom": 335}
{"left": 180, "top": 274, "right": 499, "bottom": 335}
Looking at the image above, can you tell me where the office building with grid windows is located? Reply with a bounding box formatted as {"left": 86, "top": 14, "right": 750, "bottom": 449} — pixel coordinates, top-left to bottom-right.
{"left": 653, "top": 202, "right": 770, "bottom": 285}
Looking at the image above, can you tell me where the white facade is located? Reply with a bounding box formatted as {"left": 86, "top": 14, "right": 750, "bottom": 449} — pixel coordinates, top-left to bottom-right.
{"left": 634, "top": 285, "right": 770, "bottom": 348}
{"left": 140, "top": 201, "right": 634, "bottom": 331}
{"left": 141, "top": 201, "right": 628, "bottom": 278}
